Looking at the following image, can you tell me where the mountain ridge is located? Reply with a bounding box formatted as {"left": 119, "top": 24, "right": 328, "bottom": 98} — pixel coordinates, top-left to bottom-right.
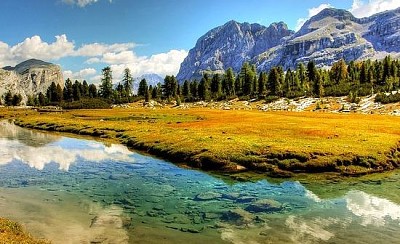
{"left": 177, "top": 7, "right": 400, "bottom": 82}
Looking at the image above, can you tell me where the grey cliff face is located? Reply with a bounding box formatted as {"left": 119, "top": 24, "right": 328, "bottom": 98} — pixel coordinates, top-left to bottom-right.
{"left": 0, "top": 59, "right": 64, "bottom": 105}
{"left": 177, "top": 7, "right": 400, "bottom": 81}
{"left": 176, "top": 20, "right": 293, "bottom": 81}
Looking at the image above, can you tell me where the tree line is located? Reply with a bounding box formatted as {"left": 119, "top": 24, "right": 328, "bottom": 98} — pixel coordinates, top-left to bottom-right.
{"left": 2, "top": 56, "right": 400, "bottom": 107}
{"left": 139, "top": 56, "right": 400, "bottom": 104}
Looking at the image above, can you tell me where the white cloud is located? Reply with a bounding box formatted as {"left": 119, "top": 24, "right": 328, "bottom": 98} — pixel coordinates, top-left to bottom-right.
{"left": 0, "top": 34, "right": 188, "bottom": 82}
{"left": 295, "top": 3, "right": 333, "bottom": 31}
{"left": 346, "top": 190, "right": 400, "bottom": 227}
{"left": 63, "top": 68, "right": 97, "bottom": 81}
{"left": 75, "top": 43, "right": 136, "bottom": 57}
{"left": 108, "top": 49, "right": 188, "bottom": 80}
{"left": 0, "top": 35, "right": 75, "bottom": 67}
{"left": 62, "top": 0, "right": 112, "bottom": 8}
{"left": 349, "top": 0, "right": 400, "bottom": 18}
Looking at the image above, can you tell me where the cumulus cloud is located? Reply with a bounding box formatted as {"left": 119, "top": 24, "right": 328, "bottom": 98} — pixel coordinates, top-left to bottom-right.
{"left": 295, "top": 3, "right": 333, "bottom": 31}
{"left": 108, "top": 49, "right": 188, "bottom": 80}
{"left": 0, "top": 34, "right": 187, "bottom": 80}
{"left": 0, "top": 35, "right": 74, "bottom": 67}
{"left": 346, "top": 190, "right": 400, "bottom": 227}
{"left": 63, "top": 68, "right": 97, "bottom": 81}
{"left": 62, "top": 0, "right": 112, "bottom": 8}
{"left": 0, "top": 137, "right": 135, "bottom": 171}
{"left": 349, "top": 0, "right": 400, "bottom": 18}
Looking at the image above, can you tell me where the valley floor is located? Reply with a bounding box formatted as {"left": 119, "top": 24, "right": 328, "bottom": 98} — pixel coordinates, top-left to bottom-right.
{"left": 3, "top": 101, "right": 400, "bottom": 177}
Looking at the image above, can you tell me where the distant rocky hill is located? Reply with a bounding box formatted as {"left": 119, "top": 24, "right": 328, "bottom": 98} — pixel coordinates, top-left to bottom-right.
{"left": 132, "top": 73, "right": 164, "bottom": 94}
{"left": 0, "top": 59, "right": 64, "bottom": 105}
{"left": 177, "top": 7, "right": 400, "bottom": 81}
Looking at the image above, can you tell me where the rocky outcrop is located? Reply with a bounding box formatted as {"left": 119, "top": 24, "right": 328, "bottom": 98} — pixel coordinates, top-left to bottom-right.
{"left": 177, "top": 7, "right": 400, "bottom": 82}
{"left": 177, "top": 21, "right": 293, "bottom": 81}
{"left": 0, "top": 59, "right": 64, "bottom": 105}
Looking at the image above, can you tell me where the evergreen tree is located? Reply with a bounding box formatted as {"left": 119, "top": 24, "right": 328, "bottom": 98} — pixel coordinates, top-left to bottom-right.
{"left": 330, "top": 59, "right": 348, "bottom": 84}
{"left": 12, "top": 94, "right": 22, "bottom": 106}
{"left": 198, "top": 76, "right": 210, "bottom": 101}
{"left": 122, "top": 68, "right": 133, "bottom": 96}
{"left": 82, "top": 80, "right": 89, "bottom": 97}
{"left": 63, "top": 78, "right": 73, "bottom": 101}
{"left": 151, "top": 86, "right": 159, "bottom": 100}
{"left": 162, "top": 75, "right": 178, "bottom": 99}
{"left": 190, "top": 80, "right": 199, "bottom": 99}
{"left": 240, "top": 62, "right": 256, "bottom": 96}
{"left": 183, "top": 80, "right": 191, "bottom": 99}
{"left": 88, "top": 84, "right": 98, "bottom": 98}
{"left": 38, "top": 92, "right": 46, "bottom": 106}
{"left": 73, "top": 80, "right": 82, "bottom": 101}
{"left": 267, "top": 67, "right": 283, "bottom": 96}
{"left": 307, "top": 60, "right": 317, "bottom": 84}
{"left": 99, "top": 66, "right": 113, "bottom": 99}
{"left": 138, "top": 79, "right": 148, "bottom": 97}
{"left": 56, "top": 84, "right": 63, "bottom": 102}
{"left": 224, "top": 68, "right": 235, "bottom": 96}
{"left": 210, "top": 74, "right": 222, "bottom": 99}
{"left": 258, "top": 71, "right": 267, "bottom": 96}
{"left": 4, "top": 91, "right": 13, "bottom": 106}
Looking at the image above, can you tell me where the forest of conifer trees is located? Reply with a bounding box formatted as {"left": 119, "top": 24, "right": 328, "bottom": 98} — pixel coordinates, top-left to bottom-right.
{"left": 5, "top": 56, "right": 400, "bottom": 108}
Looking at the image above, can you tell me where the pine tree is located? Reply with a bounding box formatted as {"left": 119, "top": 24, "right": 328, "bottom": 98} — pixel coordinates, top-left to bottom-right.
{"left": 88, "top": 84, "right": 97, "bottom": 98}
{"left": 210, "top": 74, "right": 222, "bottom": 99}
{"left": 56, "top": 84, "right": 63, "bottom": 102}
{"left": 4, "top": 91, "right": 13, "bottom": 106}
{"left": 267, "top": 67, "right": 283, "bottom": 96}
{"left": 12, "top": 94, "right": 22, "bottom": 106}
{"left": 73, "top": 80, "right": 82, "bottom": 101}
{"left": 190, "top": 80, "right": 199, "bottom": 99}
{"left": 258, "top": 71, "right": 267, "bottom": 96}
{"left": 138, "top": 79, "right": 148, "bottom": 97}
{"left": 162, "top": 75, "right": 178, "bottom": 99}
{"left": 82, "top": 80, "right": 89, "bottom": 97}
{"left": 198, "top": 76, "right": 210, "bottom": 101}
{"left": 183, "top": 80, "right": 191, "bottom": 99}
{"left": 122, "top": 68, "right": 133, "bottom": 97}
{"left": 307, "top": 60, "right": 317, "bottom": 83}
{"left": 64, "top": 78, "right": 73, "bottom": 101}
{"left": 224, "top": 68, "right": 235, "bottom": 96}
{"left": 99, "top": 66, "right": 113, "bottom": 99}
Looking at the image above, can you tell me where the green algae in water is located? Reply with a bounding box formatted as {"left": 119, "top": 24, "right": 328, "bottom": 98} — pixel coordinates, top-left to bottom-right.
{"left": 0, "top": 121, "right": 400, "bottom": 243}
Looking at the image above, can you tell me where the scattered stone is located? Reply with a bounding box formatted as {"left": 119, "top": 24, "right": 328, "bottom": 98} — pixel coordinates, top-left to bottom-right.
{"left": 245, "top": 199, "right": 283, "bottom": 213}
{"left": 194, "top": 191, "right": 222, "bottom": 201}
{"left": 221, "top": 208, "right": 254, "bottom": 225}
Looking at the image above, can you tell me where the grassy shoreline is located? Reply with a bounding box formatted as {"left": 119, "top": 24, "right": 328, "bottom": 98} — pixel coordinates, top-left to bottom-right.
{"left": 3, "top": 107, "right": 400, "bottom": 177}
{"left": 0, "top": 218, "right": 49, "bottom": 243}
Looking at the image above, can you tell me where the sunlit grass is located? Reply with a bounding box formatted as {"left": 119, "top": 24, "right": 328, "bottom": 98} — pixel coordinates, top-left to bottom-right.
{"left": 0, "top": 217, "right": 49, "bottom": 244}
{"left": 3, "top": 107, "right": 400, "bottom": 176}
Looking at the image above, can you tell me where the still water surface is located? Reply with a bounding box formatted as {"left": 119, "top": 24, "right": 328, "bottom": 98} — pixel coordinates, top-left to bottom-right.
{"left": 0, "top": 121, "right": 400, "bottom": 243}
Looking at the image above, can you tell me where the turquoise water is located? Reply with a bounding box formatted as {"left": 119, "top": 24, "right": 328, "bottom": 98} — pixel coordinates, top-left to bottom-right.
{"left": 0, "top": 121, "right": 400, "bottom": 243}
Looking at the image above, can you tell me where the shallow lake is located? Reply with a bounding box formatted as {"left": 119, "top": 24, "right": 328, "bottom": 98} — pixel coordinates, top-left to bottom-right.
{"left": 0, "top": 121, "right": 400, "bottom": 243}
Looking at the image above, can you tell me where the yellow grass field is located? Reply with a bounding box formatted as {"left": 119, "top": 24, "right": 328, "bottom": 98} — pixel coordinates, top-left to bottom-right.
{"left": 3, "top": 107, "right": 400, "bottom": 177}
{"left": 0, "top": 218, "right": 49, "bottom": 244}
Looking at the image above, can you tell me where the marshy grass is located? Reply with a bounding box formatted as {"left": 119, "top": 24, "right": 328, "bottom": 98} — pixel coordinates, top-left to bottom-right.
{"left": 3, "top": 107, "right": 400, "bottom": 176}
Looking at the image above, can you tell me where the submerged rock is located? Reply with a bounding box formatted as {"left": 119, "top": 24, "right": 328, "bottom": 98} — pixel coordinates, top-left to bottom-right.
{"left": 245, "top": 199, "right": 283, "bottom": 213}
{"left": 221, "top": 208, "right": 254, "bottom": 225}
{"left": 194, "top": 191, "right": 222, "bottom": 201}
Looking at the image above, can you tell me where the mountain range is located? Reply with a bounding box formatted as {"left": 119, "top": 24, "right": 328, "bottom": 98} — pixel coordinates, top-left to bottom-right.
{"left": 177, "top": 7, "right": 400, "bottom": 81}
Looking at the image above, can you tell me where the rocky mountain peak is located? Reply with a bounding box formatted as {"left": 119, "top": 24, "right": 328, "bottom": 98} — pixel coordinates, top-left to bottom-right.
{"left": 177, "top": 7, "right": 400, "bottom": 81}
{"left": 0, "top": 59, "right": 64, "bottom": 105}
{"left": 177, "top": 20, "right": 293, "bottom": 81}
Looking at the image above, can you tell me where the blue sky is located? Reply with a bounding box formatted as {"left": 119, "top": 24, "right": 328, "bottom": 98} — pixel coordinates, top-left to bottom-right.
{"left": 0, "top": 0, "right": 399, "bottom": 83}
